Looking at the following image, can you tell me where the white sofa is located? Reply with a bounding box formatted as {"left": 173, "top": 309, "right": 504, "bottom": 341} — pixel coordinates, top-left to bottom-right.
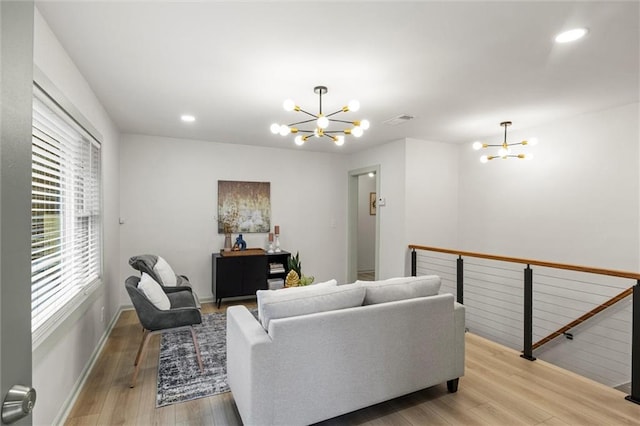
{"left": 227, "top": 276, "right": 465, "bottom": 426}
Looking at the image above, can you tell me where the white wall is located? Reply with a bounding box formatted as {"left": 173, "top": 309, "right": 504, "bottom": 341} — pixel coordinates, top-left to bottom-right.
{"left": 405, "top": 138, "right": 460, "bottom": 249}
{"left": 349, "top": 140, "right": 406, "bottom": 279}
{"left": 357, "top": 174, "right": 376, "bottom": 271}
{"left": 458, "top": 103, "right": 639, "bottom": 270}
{"left": 32, "top": 8, "right": 121, "bottom": 425}
{"left": 119, "top": 134, "right": 348, "bottom": 303}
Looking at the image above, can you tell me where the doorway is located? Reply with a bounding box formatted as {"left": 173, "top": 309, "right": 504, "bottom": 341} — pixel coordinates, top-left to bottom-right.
{"left": 347, "top": 165, "right": 380, "bottom": 283}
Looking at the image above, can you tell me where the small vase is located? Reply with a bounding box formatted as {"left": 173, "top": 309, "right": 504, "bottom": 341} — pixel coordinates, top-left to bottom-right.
{"left": 275, "top": 235, "right": 281, "bottom": 252}
{"left": 224, "top": 233, "right": 232, "bottom": 252}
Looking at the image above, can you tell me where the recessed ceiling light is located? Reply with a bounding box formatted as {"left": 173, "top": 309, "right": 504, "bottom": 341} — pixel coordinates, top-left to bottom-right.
{"left": 181, "top": 114, "right": 196, "bottom": 123}
{"left": 555, "top": 28, "right": 588, "bottom": 43}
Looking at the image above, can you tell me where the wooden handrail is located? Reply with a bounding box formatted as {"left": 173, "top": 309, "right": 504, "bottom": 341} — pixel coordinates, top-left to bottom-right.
{"left": 532, "top": 287, "right": 633, "bottom": 350}
{"left": 409, "top": 244, "right": 640, "bottom": 280}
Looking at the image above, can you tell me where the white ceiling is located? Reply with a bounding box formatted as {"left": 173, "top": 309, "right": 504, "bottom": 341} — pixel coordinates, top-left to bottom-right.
{"left": 36, "top": 1, "right": 639, "bottom": 154}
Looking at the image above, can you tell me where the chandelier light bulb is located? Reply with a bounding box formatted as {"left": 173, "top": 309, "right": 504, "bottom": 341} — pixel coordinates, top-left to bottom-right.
{"left": 334, "top": 135, "right": 345, "bottom": 146}
{"left": 348, "top": 100, "right": 360, "bottom": 112}
{"left": 317, "top": 115, "right": 329, "bottom": 129}
{"left": 283, "top": 99, "right": 296, "bottom": 111}
{"left": 524, "top": 153, "right": 534, "bottom": 160}
{"left": 359, "top": 119, "right": 370, "bottom": 130}
{"left": 480, "top": 155, "right": 489, "bottom": 164}
{"left": 528, "top": 137, "right": 539, "bottom": 146}
{"left": 314, "top": 128, "right": 321, "bottom": 138}
{"left": 498, "top": 147, "right": 509, "bottom": 157}
{"left": 294, "top": 135, "right": 305, "bottom": 146}
{"left": 279, "top": 125, "right": 291, "bottom": 136}
{"left": 270, "top": 123, "right": 281, "bottom": 134}
{"left": 352, "top": 126, "right": 364, "bottom": 137}
{"left": 472, "top": 141, "right": 483, "bottom": 150}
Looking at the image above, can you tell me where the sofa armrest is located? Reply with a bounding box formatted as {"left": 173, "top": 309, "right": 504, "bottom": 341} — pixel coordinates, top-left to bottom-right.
{"left": 227, "top": 306, "right": 274, "bottom": 425}
{"left": 454, "top": 302, "right": 466, "bottom": 378}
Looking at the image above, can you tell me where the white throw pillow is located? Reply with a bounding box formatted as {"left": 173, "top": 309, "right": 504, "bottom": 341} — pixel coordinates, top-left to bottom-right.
{"left": 259, "top": 282, "right": 365, "bottom": 330}
{"left": 257, "top": 279, "right": 337, "bottom": 321}
{"left": 138, "top": 273, "right": 171, "bottom": 310}
{"left": 153, "top": 256, "right": 177, "bottom": 286}
{"left": 358, "top": 275, "right": 441, "bottom": 305}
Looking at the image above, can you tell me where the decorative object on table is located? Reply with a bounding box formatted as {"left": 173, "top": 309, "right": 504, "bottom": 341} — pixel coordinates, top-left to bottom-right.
{"left": 156, "top": 308, "right": 259, "bottom": 407}
{"left": 285, "top": 251, "right": 314, "bottom": 287}
{"left": 217, "top": 180, "right": 271, "bottom": 233}
{"left": 369, "top": 192, "right": 377, "bottom": 215}
{"left": 274, "top": 225, "right": 281, "bottom": 253}
{"left": 234, "top": 234, "right": 247, "bottom": 251}
{"left": 223, "top": 233, "right": 232, "bottom": 252}
{"left": 270, "top": 85, "right": 370, "bottom": 147}
{"left": 472, "top": 121, "right": 538, "bottom": 163}
{"left": 267, "top": 232, "right": 274, "bottom": 254}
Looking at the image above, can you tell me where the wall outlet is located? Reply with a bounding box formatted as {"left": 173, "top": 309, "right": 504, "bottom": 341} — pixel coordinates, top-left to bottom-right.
{"left": 101, "top": 306, "right": 105, "bottom": 323}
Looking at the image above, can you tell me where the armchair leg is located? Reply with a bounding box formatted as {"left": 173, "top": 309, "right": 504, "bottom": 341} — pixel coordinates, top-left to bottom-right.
{"left": 134, "top": 329, "right": 149, "bottom": 366}
{"left": 447, "top": 378, "right": 459, "bottom": 393}
{"left": 131, "top": 329, "right": 153, "bottom": 388}
{"left": 190, "top": 326, "right": 204, "bottom": 372}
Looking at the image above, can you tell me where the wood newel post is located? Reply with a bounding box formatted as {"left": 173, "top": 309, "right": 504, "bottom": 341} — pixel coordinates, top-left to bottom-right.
{"left": 411, "top": 249, "right": 417, "bottom": 277}
{"left": 521, "top": 264, "right": 536, "bottom": 361}
{"left": 456, "top": 255, "right": 464, "bottom": 304}
{"left": 626, "top": 281, "right": 640, "bottom": 404}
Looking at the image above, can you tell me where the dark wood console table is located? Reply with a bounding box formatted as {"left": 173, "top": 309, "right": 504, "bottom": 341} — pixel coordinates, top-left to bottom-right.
{"left": 212, "top": 250, "right": 290, "bottom": 308}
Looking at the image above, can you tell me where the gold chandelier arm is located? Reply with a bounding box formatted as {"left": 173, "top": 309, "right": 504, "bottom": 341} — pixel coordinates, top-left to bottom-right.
{"left": 296, "top": 108, "right": 318, "bottom": 119}
{"left": 326, "top": 109, "right": 347, "bottom": 117}
{"left": 288, "top": 118, "right": 316, "bottom": 126}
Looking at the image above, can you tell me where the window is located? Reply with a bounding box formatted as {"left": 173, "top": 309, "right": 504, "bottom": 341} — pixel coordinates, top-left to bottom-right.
{"left": 31, "top": 85, "right": 102, "bottom": 336}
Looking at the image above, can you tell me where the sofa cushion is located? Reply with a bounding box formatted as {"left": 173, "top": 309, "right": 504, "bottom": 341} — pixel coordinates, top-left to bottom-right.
{"left": 259, "top": 282, "right": 365, "bottom": 330}
{"left": 153, "top": 256, "right": 177, "bottom": 286}
{"left": 138, "top": 273, "right": 170, "bottom": 310}
{"left": 257, "top": 279, "right": 337, "bottom": 322}
{"left": 357, "top": 275, "right": 441, "bottom": 305}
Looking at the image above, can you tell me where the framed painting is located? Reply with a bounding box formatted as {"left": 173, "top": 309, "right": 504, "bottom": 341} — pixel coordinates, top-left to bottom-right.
{"left": 217, "top": 180, "right": 271, "bottom": 233}
{"left": 369, "top": 192, "right": 376, "bottom": 215}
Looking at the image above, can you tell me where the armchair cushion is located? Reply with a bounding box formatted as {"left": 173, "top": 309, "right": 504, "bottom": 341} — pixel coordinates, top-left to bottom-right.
{"left": 153, "top": 256, "right": 178, "bottom": 286}
{"left": 125, "top": 276, "right": 202, "bottom": 331}
{"left": 138, "top": 273, "right": 170, "bottom": 310}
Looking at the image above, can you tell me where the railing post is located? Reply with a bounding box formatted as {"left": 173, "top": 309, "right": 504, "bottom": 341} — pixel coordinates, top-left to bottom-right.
{"left": 457, "top": 255, "right": 464, "bottom": 304}
{"left": 626, "top": 281, "right": 640, "bottom": 404}
{"left": 411, "top": 249, "right": 416, "bottom": 277}
{"left": 521, "top": 264, "right": 536, "bottom": 361}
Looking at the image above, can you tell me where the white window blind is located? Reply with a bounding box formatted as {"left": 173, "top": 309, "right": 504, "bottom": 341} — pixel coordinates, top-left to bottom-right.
{"left": 31, "top": 86, "right": 102, "bottom": 334}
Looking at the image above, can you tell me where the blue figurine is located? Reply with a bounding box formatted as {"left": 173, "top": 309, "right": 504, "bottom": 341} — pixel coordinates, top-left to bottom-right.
{"left": 235, "top": 234, "right": 247, "bottom": 251}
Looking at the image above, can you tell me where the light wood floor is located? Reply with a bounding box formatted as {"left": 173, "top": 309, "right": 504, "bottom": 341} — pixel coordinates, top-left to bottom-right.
{"left": 65, "top": 301, "right": 640, "bottom": 425}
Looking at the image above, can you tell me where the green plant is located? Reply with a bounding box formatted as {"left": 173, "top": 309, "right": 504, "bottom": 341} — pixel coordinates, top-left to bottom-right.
{"left": 288, "top": 252, "right": 314, "bottom": 286}
{"left": 288, "top": 252, "right": 302, "bottom": 277}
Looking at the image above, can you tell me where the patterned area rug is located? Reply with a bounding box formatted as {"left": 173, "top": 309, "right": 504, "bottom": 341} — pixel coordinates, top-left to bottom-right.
{"left": 156, "top": 309, "right": 257, "bottom": 407}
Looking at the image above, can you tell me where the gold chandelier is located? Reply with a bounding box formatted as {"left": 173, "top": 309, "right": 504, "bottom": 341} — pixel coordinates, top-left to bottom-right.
{"left": 473, "top": 121, "right": 538, "bottom": 163}
{"left": 270, "top": 86, "right": 369, "bottom": 147}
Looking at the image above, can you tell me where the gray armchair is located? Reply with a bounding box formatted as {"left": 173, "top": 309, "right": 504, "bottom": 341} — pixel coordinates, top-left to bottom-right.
{"left": 125, "top": 275, "right": 204, "bottom": 388}
{"left": 129, "top": 254, "right": 200, "bottom": 308}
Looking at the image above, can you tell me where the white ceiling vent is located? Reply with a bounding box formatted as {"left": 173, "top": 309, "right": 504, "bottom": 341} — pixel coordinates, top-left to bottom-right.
{"left": 383, "top": 114, "right": 415, "bottom": 126}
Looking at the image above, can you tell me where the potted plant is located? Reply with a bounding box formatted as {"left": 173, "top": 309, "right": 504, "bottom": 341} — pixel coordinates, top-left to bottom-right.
{"left": 285, "top": 252, "right": 314, "bottom": 287}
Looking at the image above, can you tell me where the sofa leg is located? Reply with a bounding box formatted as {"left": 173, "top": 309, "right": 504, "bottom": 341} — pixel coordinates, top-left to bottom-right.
{"left": 447, "top": 378, "right": 459, "bottom": 393}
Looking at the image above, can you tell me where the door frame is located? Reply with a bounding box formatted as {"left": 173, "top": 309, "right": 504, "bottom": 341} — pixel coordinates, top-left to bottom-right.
{"left": 347, "top": 165, "right": 380, "bottom": 283}
{"left": 1, "top": 1, "right": 35, "bottom": 425}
